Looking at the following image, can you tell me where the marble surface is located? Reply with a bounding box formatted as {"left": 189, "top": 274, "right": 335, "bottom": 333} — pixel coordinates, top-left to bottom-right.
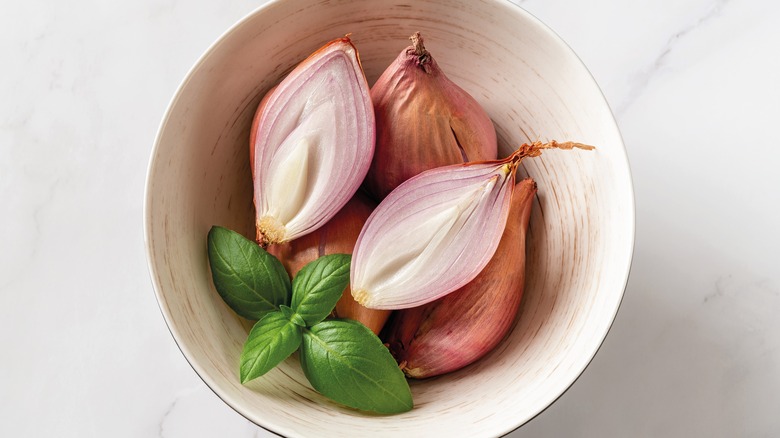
{"left": 1, "top": 0, "right": 778, "bottom": 436}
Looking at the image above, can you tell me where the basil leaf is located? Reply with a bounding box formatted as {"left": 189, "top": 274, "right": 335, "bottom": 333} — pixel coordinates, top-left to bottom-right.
{"left": 279, "top": 305, "right": 306, "bottom": 327}
{"left": 300, "top": 319, "right": 413, "bottom": 414}
{"left": 240, "top": 311, "right": 302, "bottom": 383}
{"left": 291, "top": 254, "right": 351, "bottom": 326}
{"left": 208, "top": 226, "right": 290, "bottom": 319}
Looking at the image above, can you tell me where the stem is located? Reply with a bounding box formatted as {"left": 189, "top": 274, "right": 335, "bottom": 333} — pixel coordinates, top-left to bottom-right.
{"left": 409, "top": 32, "right": 431, "bottom": 72}
{"left": 509, "top": 140, "right": 595, "bottom": 166}
{"left": 410, "top": 32, "right": 427, "bottom": 56}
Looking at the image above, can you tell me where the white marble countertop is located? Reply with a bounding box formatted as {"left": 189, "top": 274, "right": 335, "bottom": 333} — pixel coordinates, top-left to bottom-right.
{"left": 2, "top": 0, "right": 779, "bottom": 436}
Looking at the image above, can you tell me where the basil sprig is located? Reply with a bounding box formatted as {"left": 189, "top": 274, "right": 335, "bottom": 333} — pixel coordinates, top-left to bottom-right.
{"left": 207, "top": 226, "right": 413, "bottom": 414}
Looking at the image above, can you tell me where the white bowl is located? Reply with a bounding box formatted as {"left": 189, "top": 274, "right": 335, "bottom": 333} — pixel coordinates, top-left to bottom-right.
{"left": 144, "top": 0, "right": 634, "bottom": 436}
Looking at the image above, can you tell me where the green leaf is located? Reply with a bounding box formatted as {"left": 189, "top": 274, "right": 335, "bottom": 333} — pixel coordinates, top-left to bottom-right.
{"left": 291, "top": 254, "right": 351, "bottom": 326}
{"left": 300, "top": 319, "right": 413, "bottom": 414}
{"left": 240, "top": 311, "right": 302, "bottom": 383}
{"left": 279, "top": 305, "right": 306, "bottom": 327}
{"left": 207, "top": 226, "right": 290, "bottom": 319}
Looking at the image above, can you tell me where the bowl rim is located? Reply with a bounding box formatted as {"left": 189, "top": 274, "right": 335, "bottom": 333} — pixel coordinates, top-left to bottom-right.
{"left": 143, "top": 0, "right": 636, "bottom": 435}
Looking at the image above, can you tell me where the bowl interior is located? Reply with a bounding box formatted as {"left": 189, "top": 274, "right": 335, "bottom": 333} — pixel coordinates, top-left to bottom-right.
{"left": 145, "top": 0, "right": 634, "bottom": 436}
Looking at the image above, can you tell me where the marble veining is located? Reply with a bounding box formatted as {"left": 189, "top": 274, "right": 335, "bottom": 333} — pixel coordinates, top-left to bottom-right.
{"left": 158, "top": 392, "right": 182, "bottom": 437}
{"left": 614, "top": 0, "right": 733, "bottom": 115}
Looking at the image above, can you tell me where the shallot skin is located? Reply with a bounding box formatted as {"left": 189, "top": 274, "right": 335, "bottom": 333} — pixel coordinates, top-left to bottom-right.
{"left": 383, "top": 178, "right": 537, "bottom": 379}
{"left": 364, "top": 32, "right": 497, "bottom": 200}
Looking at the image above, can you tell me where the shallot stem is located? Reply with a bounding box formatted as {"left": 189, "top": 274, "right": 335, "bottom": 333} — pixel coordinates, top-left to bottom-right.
{"left": 509, "top": 140, "right": 595, "bottom": 163}
{"left": 409, "top": 32, "right": 431, "bottom": 71}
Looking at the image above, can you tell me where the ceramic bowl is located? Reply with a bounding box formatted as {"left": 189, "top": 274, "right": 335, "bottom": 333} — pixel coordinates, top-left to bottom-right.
{"left": 144, "top": 0, "right": 634, "bottom": 436}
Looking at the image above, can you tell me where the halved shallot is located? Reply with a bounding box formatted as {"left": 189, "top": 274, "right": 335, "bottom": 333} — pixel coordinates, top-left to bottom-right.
{"left": 350, "top": 141, "right": 593, "bottom": 310}
{"left": 250, "top": 36, "right": 375, "bottom": 246}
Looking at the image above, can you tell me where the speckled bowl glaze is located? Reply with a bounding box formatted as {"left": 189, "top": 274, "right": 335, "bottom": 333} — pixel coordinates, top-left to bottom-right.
{"left": 144, "top": 0, "right": 634, "bottom": 436}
